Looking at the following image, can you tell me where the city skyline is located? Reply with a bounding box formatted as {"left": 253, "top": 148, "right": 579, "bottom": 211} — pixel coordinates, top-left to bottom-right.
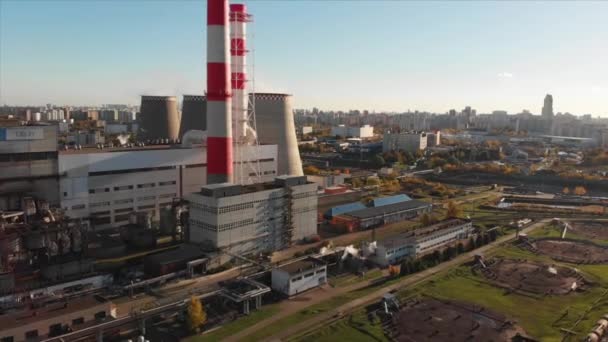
{"left": 1, "top": 1, "right": 607, "bottom": 115}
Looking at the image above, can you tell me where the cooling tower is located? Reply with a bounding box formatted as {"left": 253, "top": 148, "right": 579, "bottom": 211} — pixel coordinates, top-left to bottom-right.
{"left": 139, "top": 96, "right": 180, "bottom": 141}
{"left": 179, "top": 95, "right": 207, "bottom": 138}
{"left": 252, "top": 93, "right": 303, "bottom": 176}
{"left": 206, "top": 0, "right": 233, "bottom": 184}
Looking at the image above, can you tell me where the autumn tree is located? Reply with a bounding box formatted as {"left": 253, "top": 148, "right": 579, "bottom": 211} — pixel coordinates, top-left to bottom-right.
{"left": 388, "top": 264, "right": 400, "bottom": 277}
{"left": 420, "top": 213, "right": 431, "bottom": 226}
{"left": 445, "top": 200, "right": 461, "bottom": 219}
{"left": 562, "top": 187, "right": 570, "bottom": 195}
{"left": 187, "top": 296, "right": 206, "bottom": 333}
{"left": 574, "top": 186, "right": 587, "bottom": 196}
{"left": 303, "top": 165, "right": 320, "bottom": 175}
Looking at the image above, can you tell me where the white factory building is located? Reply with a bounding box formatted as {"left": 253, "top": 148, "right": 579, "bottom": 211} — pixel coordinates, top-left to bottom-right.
{"left": 371, "top": 219, "right": 474, "bottom": 266}
{"left": 382, "top": 131, "right": 428, "bottom": 153}
{"left": 187, "top": 175, "right": 318, "bottom": 255}
{"left": 271, "top": 257, "right": 327, "bottom": 296}
{"left": 58, "top": 144, "right": 278, "bottom": 230}
{"left": 331, "top": 124, "right": 374, "bottom": 139}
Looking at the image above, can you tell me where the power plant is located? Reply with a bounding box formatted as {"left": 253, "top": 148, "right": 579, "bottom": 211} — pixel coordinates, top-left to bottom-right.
{"left": 253, "top": 93, "right": 304, "bottom": 176}
{"left": 179, "top": 95, "right": 207, "bottom": 138}
{"left": 206, "top": 0, "right": 233, "bottom": 184}
{"left": 138, "top": 95, "right": 180, "bottom": 141}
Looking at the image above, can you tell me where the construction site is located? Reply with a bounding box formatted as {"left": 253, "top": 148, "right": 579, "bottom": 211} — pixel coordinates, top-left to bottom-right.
{"left": 528, "top": 239, "right": 608, "bottom": 264}
{"left": 387, "top": 298, "right": 527, "bottom": 341}
{"left": 475, "top": 257, "right": 589, "bottom": 296}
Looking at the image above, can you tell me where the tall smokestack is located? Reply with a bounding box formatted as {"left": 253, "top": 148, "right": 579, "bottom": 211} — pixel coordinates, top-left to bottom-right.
{"left": 207, "top": 0, "right": 233, "bottom": 184}
{"left": 229, "top": 4, "right": 250, "bottom": 142}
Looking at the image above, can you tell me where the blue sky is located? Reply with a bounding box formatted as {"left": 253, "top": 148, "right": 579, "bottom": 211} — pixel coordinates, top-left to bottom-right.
{"left": 1, "top": 1, "right": 607, "bottom": 115}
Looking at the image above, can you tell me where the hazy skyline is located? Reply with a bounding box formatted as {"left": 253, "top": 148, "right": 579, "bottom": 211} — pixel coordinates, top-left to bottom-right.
{"left": 1, "top": 1, "right": 607, "bottom": 115}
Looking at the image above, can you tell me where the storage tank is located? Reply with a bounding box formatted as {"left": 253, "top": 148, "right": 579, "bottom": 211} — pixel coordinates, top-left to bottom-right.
{"left": 139, "top": 96, "right": 180, "bottom": 141}
{"left": 252, "top": 93, "right": 303, "bottom": 176}
{"left": 179, "top": 95, "right": 207, "bottom": 138}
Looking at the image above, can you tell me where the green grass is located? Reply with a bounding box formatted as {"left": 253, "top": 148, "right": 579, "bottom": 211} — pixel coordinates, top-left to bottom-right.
{"left": 398, "top": 246, "right": 608, "bottom": 342}
{"left": 530, "top": 224, "right": 608, "bottom": 246}
{"left": 329, "top": 269, "right": 383, "bottom": 288}
{"left": 243, "top": 276, "right": 404, "bottom": 341}
{"left": 186, "top": 304, "right": 281, "bottom": 342}
{"left": 293, "top": 310, "right": 387, "bottom": 342}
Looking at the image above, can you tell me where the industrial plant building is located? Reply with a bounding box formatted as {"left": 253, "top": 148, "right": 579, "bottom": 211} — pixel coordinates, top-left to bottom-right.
{"left": 371, "top": 219, "right": 474, "bottom": 266}
{"left": 138, "top": 95, "right": 180, "bottom": 141}
{"left": 187, "top": 176, "right": 317, "bottom": 255}
{"left": 253, "top": 93, "right": 304, "bottom": 176}
{"left": 271, "top": 257, "right": 327, "bottom": 296}
{"left": 329, "top": 194, "right": 431, "bottom": 231}
{"left": 59, "top": 144, "right": 278, "bottom": 230}
{"left": 0, "top": 124, "right": 60, "bottom": 208}
{"left": 0, "top": 295, "right": 116, "bottom": 342}
{"left": 383, "top": 131, "right": 428, "bottom": 153}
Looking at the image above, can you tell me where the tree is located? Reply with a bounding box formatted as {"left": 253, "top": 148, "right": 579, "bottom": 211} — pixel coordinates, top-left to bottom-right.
{"left": 456, "top": 242, "right": 465, "bottom": 254}
{"left": 303, "top": 165, "right": 320, "bottom": 175}
{"left": 388, "top": 264, "right": 400, "bottom": 277}
{"left": 468, "top": 237, "right": 477, "bottom": 251}
{"left": 562, "top": 187, "right": 570, "bottom": 195}
{"left": 574, "top": 186, "right": 587, "bottom": 196}
{"left": 366, "top": 177, "right": 381, "bottom": 187}
{"left": 351, "top": 177, "right": 363, "bottom": 188}
{"left": 187, "top": 296, "right": 206, "bottom": 333}
{"left": 445, "top": 200, "right": 461, "bottom": 219}
{"left": 420, "top": 213, "right": 431, "bottom": 226}
{"left": 371, "top": 154, "right": 386, "bottom": 168}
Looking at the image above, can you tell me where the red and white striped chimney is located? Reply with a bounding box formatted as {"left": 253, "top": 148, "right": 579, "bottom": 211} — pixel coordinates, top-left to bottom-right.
{"left": 229, "top": 4, "right": 250, "bottom": 141}
{"left": 206, "top": 0, "right": 233, "bottom": 184}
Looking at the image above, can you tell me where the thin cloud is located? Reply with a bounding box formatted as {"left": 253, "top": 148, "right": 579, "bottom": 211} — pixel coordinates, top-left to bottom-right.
{"left": 497, "top": 72, "right": 514, "bottom": 79}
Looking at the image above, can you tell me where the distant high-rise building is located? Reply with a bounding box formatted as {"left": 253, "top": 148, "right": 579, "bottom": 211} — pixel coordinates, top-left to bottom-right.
{"left": 542, "top": 94, "right": 554, "bottom": 118}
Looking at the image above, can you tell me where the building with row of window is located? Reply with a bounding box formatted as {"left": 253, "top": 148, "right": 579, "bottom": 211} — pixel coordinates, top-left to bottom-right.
{"left": 0, "top": 295, "right": 115, "bottom": 342}
{"left": 187, "top": 176, "right": 318, "bottom": 255}
{"left": 371, "top": 219, "right": 474, "bottom": 266}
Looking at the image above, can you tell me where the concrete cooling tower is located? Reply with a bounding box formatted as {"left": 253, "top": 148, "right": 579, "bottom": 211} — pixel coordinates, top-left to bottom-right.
{"left": 179, "top": 95, "right": 207, "bottom": 138}
{"left": 252, "top": 93, "right": 303, "bottom": 176}
{"left": 139, "top": 96, "right": 180, "bottom": 141}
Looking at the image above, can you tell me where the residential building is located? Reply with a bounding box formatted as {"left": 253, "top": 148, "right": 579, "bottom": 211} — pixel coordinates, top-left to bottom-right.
{"left": 331, "top": 124, "right": 374, "bottom": 138}
{"left": 383, "top": 131, "right": 428, "bottom": 152}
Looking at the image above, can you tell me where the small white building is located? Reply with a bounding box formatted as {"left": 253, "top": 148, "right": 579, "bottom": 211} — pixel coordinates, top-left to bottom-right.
{"left": 331, "top": 124, "right": 374, "bottom": 138}
{"left": 271, "top": 257, "right": 327, "bottom": 296}
{"left": 301, "top": 126, "right": 313, "bottom": 135}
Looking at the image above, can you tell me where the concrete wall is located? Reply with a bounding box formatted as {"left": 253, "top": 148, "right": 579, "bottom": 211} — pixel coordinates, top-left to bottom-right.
{"left": 271, "top": 265, "right": 327, "bottom": 296}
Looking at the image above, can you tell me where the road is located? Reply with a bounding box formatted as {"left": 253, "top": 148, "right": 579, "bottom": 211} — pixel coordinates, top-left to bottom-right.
{"left": 257, "top": 219, "right": 548, "bottom": 341}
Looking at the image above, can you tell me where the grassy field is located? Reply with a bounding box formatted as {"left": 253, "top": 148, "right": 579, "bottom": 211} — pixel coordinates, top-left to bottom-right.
{"left": 295, "top": 241, "right": 608, "bottom": 342}
{"left": 186, "top": 304, "right": 281, "bottom": 342}
{"left": 529, "top": 223, "right": 608, "bottom": 246}
{"left": 294, "top": 310, "right": 387, "bottom": 342}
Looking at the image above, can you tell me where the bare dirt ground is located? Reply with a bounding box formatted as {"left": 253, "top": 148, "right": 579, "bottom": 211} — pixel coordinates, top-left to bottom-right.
{"left": 479, "top": 258, "right": 588, "bottom": 295}
{"left": 568, "top": 221, "right": 608, "bottom": 240}
{"left": 390, "top": 298, "right": 526, "bottom": 342}
{"left": 533, "top": 239, "right": 608, "bottom": 264}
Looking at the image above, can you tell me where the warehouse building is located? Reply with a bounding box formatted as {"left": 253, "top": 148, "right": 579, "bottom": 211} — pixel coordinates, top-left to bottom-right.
{"left": 58, "top": 144, "right": 278, "bottom": 230}
{"left": 187, "top": 176, "right": 318, "bottom": 255}
{"left": 271, "top": 257, "right": 327, "bottom": 296}
{"left": 345, "top": 199, "right": 432, "bottom": 230}
{"left": 0, "top": 295, "right": 115, "bottom": 342}
{"left": 371, "top": 219, "right": 474, "bottom": 266}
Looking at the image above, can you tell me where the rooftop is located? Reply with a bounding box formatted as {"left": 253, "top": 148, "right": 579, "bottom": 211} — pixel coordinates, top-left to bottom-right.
{"left": 346, "top": 199, "right": 431, "bottom": 220}
{"left": 0, "top": 295, "right": 110, "bottom": 331}
{"left": 276, "top": 257, "right": 325, "bottom": 275}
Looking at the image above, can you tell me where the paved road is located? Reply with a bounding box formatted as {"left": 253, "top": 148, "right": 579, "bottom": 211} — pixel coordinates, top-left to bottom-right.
{"left": 261, "top": 219, "right": 549, "bottom": 341}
